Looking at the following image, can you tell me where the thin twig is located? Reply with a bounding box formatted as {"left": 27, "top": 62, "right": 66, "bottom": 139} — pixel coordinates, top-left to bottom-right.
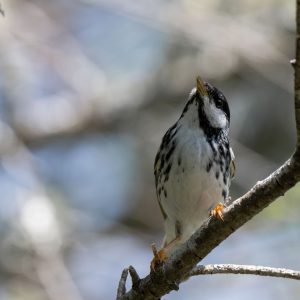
{"left": 128, "top": 266, "right": 140, "bottom": 290}
{"left": 116, "top": 268, "right": 129, "bottom": 300}
{"left": 0, "top": 3, "right": 4, "bottom": 17}
{"left": 190, "top": 264, "right": 300, "bottom": 281}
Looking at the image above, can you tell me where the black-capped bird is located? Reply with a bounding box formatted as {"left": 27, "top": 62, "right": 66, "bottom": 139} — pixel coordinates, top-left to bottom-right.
{"left": 152, "top": 76, "right": 235, "bottom": 267}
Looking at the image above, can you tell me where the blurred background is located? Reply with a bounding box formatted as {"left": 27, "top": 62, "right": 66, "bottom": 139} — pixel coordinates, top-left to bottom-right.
{"left": 0, "top": 0, "right": 299, "bottom": 299}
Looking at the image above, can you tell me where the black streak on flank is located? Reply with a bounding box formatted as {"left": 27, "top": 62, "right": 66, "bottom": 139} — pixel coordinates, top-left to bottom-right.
{"left": 215, "top": 170, "right": 220, "bottom": 179}
{"left": 218, "top": 144, "right": 225, "bottom": 156}
{"left": 154, "top": 151, "right": 160, "bottom": 168}
{"left": 166, "top": 141, "right": 176, "bottom": 162}
{"left": 164, "top": 189, "right": 167, "bottom": 198}
{"left": 160, "top": 154, "right": 165, "bottom": 171}
{"left": 206, "top": 160, "right": 212, "bottom": 172}
{"left": 161, "top": 122, "right": 177, "bottom": 148}
{"left": 158, "top": 187, "right": 162, "bottom": 195}
{"left": 164, "top": 163, "right": 172, "bottom": 182}
{"left": 219, "top": 158, "right": 224, "bottom": 168}
{"left": 222, "top": 189, "right": 226, "bottom": 198}
{"left": 178, "top": 156, "right": 182, "bottom": 166}
{"left": 170, "top": 126, "right": 179, "bottom": 141}
{"left": 175, "top": 220, "right": 182, "bottom": 236}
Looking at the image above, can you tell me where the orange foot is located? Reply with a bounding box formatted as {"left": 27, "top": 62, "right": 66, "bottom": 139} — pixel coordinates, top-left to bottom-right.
{"left": 210, "top": 202, "right": 225, "bottom": 221}
{"left": 150, "top": 243, "right": 168, "bottom": 270}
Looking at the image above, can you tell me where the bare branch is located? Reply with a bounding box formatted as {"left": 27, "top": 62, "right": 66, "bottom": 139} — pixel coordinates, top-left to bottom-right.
{"left": 116, "top": 268, "right": 129, "bottom": 300}
{"left": 118, "top": 1, "right": 300, "bottom": 300}
{"left": 122, "top": 155, "right": 300, "bottom": 300}
{"left": 0, "top": 3, "right": 4, "bottom": 17}
{"left": 190, "top": 264, "right": 300, "bottom": 281}
{"left": 128, "top": 266, "right": 141, "bottom": 290}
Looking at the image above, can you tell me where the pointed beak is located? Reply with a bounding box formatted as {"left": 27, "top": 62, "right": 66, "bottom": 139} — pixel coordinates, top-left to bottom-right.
{"left": 196, "top": 76, "right": 210, "bottom": 102}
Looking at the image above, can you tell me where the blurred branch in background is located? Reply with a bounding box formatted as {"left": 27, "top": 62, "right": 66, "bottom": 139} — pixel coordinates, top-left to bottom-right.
{"left": 189, "top": 264, "right": 300, "bottom": 280}
{"left": 0, "top": 0, "right": 293, "bottom": 146}
{"left": 0, "top": 120, "right": 84, "bottom": 300}
{"left": 0, "top": 3, "right": 4, "bottom": 17}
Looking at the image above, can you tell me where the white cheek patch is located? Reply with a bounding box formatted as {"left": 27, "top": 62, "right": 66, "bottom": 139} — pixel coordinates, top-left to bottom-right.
{"left": 204, "top": 104, "right": 227, "bottom": 128}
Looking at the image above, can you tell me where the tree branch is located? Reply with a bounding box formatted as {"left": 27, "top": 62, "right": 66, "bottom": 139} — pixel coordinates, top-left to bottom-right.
{"left": 116, "top": 268, "right": 129, "bottom": 300}
{"left": 0, "top": 3, "right": 4, "bottom": 17}
{"left": 190, "top": 264, "right": 300, "bottom": 281}
{"left": 120, "top": 155, "right": 300, "bottom": 300}
{"left": 118, "top": 2, "right": 300, "bottom": 299}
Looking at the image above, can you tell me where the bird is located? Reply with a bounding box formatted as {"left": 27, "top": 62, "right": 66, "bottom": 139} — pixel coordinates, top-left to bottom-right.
{"left": 152, "top": 76, "right": 235, "bottom": 267}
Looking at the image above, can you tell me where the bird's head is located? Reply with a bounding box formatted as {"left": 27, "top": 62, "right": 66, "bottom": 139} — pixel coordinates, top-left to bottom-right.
{"left": 180, "top": 76, "right": 230, "bottom": 133}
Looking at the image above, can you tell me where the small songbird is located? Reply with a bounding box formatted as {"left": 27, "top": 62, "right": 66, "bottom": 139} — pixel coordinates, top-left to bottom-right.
{"left": 152, "top": 76, "right": 235, "bottom": 265}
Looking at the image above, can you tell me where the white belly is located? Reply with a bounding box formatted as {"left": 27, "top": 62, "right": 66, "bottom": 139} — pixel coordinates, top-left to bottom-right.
{"left": 160, "top": 128, "right": 228, "bottom": 244}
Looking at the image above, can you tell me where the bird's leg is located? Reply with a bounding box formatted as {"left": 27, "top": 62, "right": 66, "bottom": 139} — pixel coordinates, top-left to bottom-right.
{"left": 151, "top": 221, "right": 182, "bottom": 269}
{"left": 210, "top": 196, "right": 232, "bottom": 220}
{"left": 151, "top": 243, "right": 167, "bottom": 270}
{"left": 150, "top": 235, "right": 181, "bottom": 270}
{"left": 210, "top": 202, "right": 225, "bottom": 221}
{"left": 224, "top": 196, "right": 232, "bottom": 206}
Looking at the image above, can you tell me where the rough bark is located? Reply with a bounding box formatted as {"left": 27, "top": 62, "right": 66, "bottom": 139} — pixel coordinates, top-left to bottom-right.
{"left": 190, "top": 264, "right": 300, "bottom": 281}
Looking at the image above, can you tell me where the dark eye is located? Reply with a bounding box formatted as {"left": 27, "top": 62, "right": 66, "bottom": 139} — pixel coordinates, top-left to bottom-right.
{"left": 215, "top": 97, "right": 223, "bottom": 109}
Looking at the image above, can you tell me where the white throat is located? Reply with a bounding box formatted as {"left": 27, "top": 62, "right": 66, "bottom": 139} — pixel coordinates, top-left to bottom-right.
{"left": 203, "top": 99, "right": 228, "bottom": 129}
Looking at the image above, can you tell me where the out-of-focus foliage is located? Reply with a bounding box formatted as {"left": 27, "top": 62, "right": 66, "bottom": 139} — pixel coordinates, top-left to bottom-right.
{"left": 0, "top": 0, "right": 299, "bottom": 299}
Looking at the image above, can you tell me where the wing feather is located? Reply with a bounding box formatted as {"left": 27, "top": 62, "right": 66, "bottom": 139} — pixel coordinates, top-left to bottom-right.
{"left": 229, "top": 147, "right": 236, "bottom": 179}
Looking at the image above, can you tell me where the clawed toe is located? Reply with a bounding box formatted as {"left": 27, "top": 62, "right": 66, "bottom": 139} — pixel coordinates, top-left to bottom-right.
{"left": 150, "top": 243, "right": 168, "bottom": 270}
{"left": 210, "top": 202, "right": 225, "bottom": 221}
